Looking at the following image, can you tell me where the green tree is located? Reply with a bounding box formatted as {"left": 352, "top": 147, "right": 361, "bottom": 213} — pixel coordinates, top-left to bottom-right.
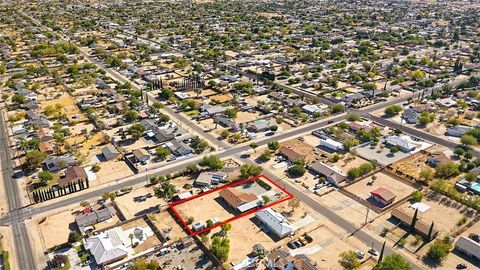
{"left": 25, "top": 150, "right": 47, "bottom": 172}
{"left": 418, "top": 112, "right": 435, "bottom": 126}
{"left": 155, "top": 147, "right": 171, "bottom": 161}
{"left": 343, "top": 139, "right": 360, "bottom": 151}
{"left": 435, "top": 161, "right": 460, "bottom": 179}
{"left": 426, "top": 238, "right": 452, "bottom": 264}
{"left": 330, "top": 104, "right": 345, "bottom": 113}
{"left": 38, "top": 170, "right": 53, "bottom": 185}
{"left": 268, "top": 141, "right": 280, "bottom": 151}
{"left": 346, "top": 114, "right": 361, "bottom": 122}
{"left": 411, "top": 190, "right": 424, "bottom": 203}
{"left": 260, "top": 150, "right": 272, "bottom": 161}
{"left": 461, "top": 134, "right": 478, "bottom": 146}
{"left": 224, "top": 109, "right": 237, "bottom": 118}
{"left": 240, "top": 164, "right": 262, "bottom": 178}
{"left": 0, "top": 64, "right": 6, "bottom": 74}
{"left": 124, "top": 110, "right": 138, "bottom": 122}
{"left": 11, "top": 94, "right": 26, "bottom": 105}
{"left": 211, "top": 236, "right": 230, "bottom": 262}
{"left": 199, "top": 155, "right": 225, "bottom": 170}
{"left": 128, "top": 123, "right": 145, "bottom": 139}
{"left": 68, "top": 231, "right": 82, "bottom": 243}
{"left": 249, "top": 142, "right": 258, "bottom": 153}
{"left": 373, "top": 254, "right": 412, "bottom": 270}
{"left": 339, "top": 250, "right": 361, "bottom": 270}
{"left": 384, "top": 105, "right": 403, "bottom": 116}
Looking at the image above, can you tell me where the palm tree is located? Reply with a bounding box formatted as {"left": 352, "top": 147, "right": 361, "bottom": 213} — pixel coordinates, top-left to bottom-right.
{"left": 128, "top": 233, "right": 134, "bottom": 246}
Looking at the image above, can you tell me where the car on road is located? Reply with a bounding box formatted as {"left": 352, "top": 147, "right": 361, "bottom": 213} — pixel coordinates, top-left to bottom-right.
{"left": 327, "top": 120, "right": 334, "bottom": 124}
{"left": 456, "top": 264, "right": 467, "bottom": 269}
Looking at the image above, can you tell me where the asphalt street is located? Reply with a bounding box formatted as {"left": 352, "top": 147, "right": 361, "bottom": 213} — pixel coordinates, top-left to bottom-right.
{"left": 0, "top": 109, "right": 36, "bottom": 270}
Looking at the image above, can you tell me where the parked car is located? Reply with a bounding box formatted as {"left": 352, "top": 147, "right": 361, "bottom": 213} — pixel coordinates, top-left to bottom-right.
{"left": 356, "top": 250, "right": 365, "bottom": 259}
{"left": 287, "top": 241, "right": 297, "bottom": 249}
{"left": 298, "top": 237, "right": 308, "bottom": 245}
{"left": 456, "top": 264, "right": 467, "bottom": 269}
{"left": 368, "top": 248, "right": 378, "bottom": 256}
{"left": 293, "top": 240, "right": 303, "bottom": 248}
{"left": 303, "top": 234, "right": 313, "bottom": 243}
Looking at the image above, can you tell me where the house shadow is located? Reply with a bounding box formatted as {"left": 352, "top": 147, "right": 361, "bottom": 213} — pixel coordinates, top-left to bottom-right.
{"left": 95, "top": 154, "right": 106, "bottom": 162}
{"left": 213, "top": 197, "right": 238, "bottom": 216}
{"left": 134, "top": 206, "right": 159, "bottom": 217}
{"left": 366, "top": 197, "right": 387, "bottom": 209}
{"left": 248, "top": 216, "right": 282, "bottom": 242}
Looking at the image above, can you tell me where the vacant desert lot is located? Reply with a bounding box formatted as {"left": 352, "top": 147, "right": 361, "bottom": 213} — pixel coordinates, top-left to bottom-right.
{"left": 37, "top": 211, "right": 77, "bottom": 249}
{"left": 115, "top": 187, "right": 165, "bottom": 219}
{"left": 149, "top": 210, "right": 186, "bottom": 244}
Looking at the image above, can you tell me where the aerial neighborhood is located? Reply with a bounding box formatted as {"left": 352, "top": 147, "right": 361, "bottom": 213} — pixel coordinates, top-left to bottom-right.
{"left": 1, "top": 0, "right": 480, "bottom": 270}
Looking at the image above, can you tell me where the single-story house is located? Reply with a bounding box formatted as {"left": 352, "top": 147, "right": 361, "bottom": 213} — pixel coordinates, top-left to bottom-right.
{"left": 37, "top": 127, "right": 54, "bottom": 142}
{"left": 166, "top": 140, "right": 193, "bottom": 156}
{"left": 370, "top": 187, "right": 396, "bottom": 207}
{"left": 39, "top": 141, "right": 55, "bottom": 154}
{"left": 302, "top": 104, "right": 324, "bottom": 115}
{"left": 45, "top": 155, "right": 77, "bottom": 171}
{"left": 455, "top": 236, "right": 480, "bottom": 261}
{"left": 266, "top": 248, "right": 317, "bottom": 270}
{"left": 391, "top": 209, "right": 439, "bottom": 239}
{"left": 385, "top": 136, "right": 416, "bottom": 152}
{"left": 446, "top": 125, "right": 472, "bottom": 137}
{"left": 102, "top": 145, "right": 119, "bottom": 161}
{"left": 247, "top": 120, "right": 272, "bottom": 133}
{"left": 426, "top": 151, "right": 449, "bottom": 168}
{"left": 85, "top": 229, "right": 128, "bottom": 266}
{"left": 219, "top": 188, "right": 259, "bottom": 212}
{"left": 194, "top": 172, "right": 228, "bottom": 188}
{"left": 76, "top": 206, "right": 116, "bottom": 232}
{"left": 402, "top": 108, "right": 418, "bottom": 124}
{"left": 133, "top": 149, "right": 150, "bottom": 163}
{"left": 309, "top": 161, "right": 346, "bottom": 185}
{"left": 255, "top": 208, "right": 293, "bottom": 239}
{"left": 319, "top": 137, "right": 344, "bottom": 152}
{"left": 59, "top": 166, "right": 87, "bottom": 188}
{"left": 278, "top": 145, "right": 306, "bottom": 161}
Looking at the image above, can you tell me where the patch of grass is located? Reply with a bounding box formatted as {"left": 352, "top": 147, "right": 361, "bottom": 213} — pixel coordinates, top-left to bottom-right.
{"left": 457, "top": 215, "right": 468, "bottom": 226}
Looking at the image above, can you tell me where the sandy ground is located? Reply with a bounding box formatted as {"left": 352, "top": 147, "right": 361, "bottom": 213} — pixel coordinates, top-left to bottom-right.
{"left": 36, "top": 210, "right": 77, "bottom": 249}
{"left": 344, "top": 172, "right": 418, "bottom": 203}
{"left": 319, "top": 191, "right": 379, "bottom": 228}
{"left": 397, "top": 192, "right": 475, "bottom": 236}
{"left": 115, "top": 187, "right": 165, "bottom": 219}
{"left": 149, "top": 211, "right": 186, "bottom": 244}
{"left": 91, "top": 160, "right": 134, "bottom": 186}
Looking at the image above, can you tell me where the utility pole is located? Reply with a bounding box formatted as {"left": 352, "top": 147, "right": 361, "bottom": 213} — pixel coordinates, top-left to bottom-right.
{"left": 364, "top": 207, "right": 370, "bottom": 225}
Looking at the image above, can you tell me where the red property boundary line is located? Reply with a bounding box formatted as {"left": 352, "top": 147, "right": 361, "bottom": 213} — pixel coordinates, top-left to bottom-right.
{"left": 168, "top": 174, "right": 294, "bottom": 236}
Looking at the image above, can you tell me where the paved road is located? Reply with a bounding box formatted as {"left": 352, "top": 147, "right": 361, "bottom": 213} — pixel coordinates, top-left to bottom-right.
{"left": 238, "top": 156, "right": 423, "bottom": 270}
{"left": 0, "top": 109, "right": 36, "bottom": 270}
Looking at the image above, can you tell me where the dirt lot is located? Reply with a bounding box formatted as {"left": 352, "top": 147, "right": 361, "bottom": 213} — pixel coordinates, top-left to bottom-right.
{"left": 174, "top": 178, "right": 288, "bottom": 232}
{"left": 332, "top": 154, "right": 370, "bottom": 176}
{"left": 388, "top": 151, "right": 433, "bottom": 180}
{"left": 115, "top": 187, "right": 166, "bottom": 219}
{"left": 236, "top": 111, "right": 262, "bottom": 124}
{"left": 318, "top": 191, "right": 379, "bottom": 228}
{"left": 36, "top": 210, "right": 77, "bottom": 249}
{"left": 344, "top": 172, "right": 418, "bottom": 206}
{"left": 92, "top": 160, "right": 134, "bottom": 186}
{"left": 396, "top": 192, "right": 475, "bottom": 236}
{"left": 150, "top": 211, "right": 187, "bottom": 244}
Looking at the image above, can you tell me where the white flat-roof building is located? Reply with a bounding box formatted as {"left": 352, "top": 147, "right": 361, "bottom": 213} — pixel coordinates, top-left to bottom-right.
{"left": 255, "top": 208, "right": 293, "bottom": 239}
